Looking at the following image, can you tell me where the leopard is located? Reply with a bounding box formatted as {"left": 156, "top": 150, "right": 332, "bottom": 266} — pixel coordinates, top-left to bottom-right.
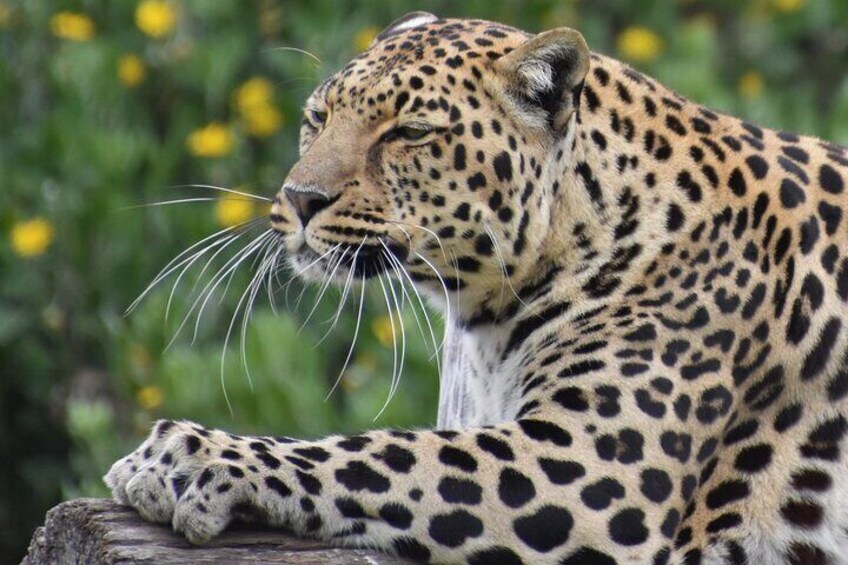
{"left": 105, "top": 12, "right": 848, "bottom": 564}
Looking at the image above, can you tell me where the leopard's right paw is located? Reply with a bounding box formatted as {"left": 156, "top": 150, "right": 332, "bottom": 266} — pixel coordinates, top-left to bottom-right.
{"left": 104, "top": 420, "right": 214, "bottom": 524}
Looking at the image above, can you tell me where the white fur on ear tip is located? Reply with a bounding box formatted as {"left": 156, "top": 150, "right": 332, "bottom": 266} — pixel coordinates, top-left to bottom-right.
{"left": 374, "top": 12, "right": 439, "bottom": 45}
{"left": 392, "top": 13, "right": 437, "bottom": 33}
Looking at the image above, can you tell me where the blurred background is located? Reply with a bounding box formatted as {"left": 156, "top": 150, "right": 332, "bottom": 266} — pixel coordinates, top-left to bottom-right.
{"left": 1, "top": 0, "right": 846, "bottom": 561}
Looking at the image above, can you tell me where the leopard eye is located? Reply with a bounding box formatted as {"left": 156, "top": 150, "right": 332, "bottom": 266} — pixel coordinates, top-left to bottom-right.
{"left": 307, "top": 109, "right": 327, "bottom": 127}
{"left": 383, "top": 124, "right": 433, "bottom": 143}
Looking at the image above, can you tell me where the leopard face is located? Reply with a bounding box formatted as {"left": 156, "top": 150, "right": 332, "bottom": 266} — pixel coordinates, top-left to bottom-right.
{"left": 271, "top": 16, "right": 588, "bottom": 317}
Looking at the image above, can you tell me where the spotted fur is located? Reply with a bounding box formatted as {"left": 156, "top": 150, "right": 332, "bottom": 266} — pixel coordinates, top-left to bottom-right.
{"left": 107, "top": 13, "right": 848, "bottom": 565}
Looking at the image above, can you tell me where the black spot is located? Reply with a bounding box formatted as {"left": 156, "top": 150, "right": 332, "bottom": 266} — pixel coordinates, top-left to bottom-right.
{"left": 394, "top": 91, "right": 409, "bottom": 112}
{"left": 513, "top": 505, "right": 573, "bottom": 552}
{"left": 538, "top": 458, "right": 585, "bottom": 485}
{"left": 185, "top": 435, "right": 201, "bottom": 454}
{"left": 734, "top": 443, "right": 772, "bottom": 474}
{"left": 428, "top": 509, "right": 483, "bottom": 548}
{"left": 786, "top": 543, "right": 828, "bottom": 565}
{"left": 335, "top": 496, "right": 366, "bottom": 518}
{"left": 608, "top": 507, "right": 649, "bottom": 546}
{"left": 746, "top": 155, "right": 769, "bottom": 179}
{"left": 780, "top": 178, "right": 805, "bottom": 208}
{"left": 561, "top": 547, "right": 618, "bottom": 565}
{"left": 661, "top": 431, "right": 692, "bottom": 463}
{"left": 453, "top": 202, "right": 471, "bottom": 221}
{"left": 706, "top": 479, "right": 749, "bottom": 509}
{"left": 774, "top": 403, "right": 803, "bottom": 432}
{"left": 264, "top": 476, "right": 292, "bottom": 498}
{"left": 819, "top": 201, "right": 842, "bottom": 235}
{"left": 792, "top": 468, "right": 832, "bottom": 492}
{"left": 438, "top": 476, "right": 482, "bottom": 505}
{"left": 706, "top": 512, "right": 743, "bottom": 533}
{"left": 372, "top": 443, "right": 416, "bottom": 473}
{"left": 819, "top": 164, "right": 844, "bottom": 194}
{"left": 467, "top": 172, "right": 487, "bottom": 191}
{"left": 334, "top": 461, "right": 390, "bottom": 493}
{"left": 438, "top": 445, "right": 478, "bottom": 472}
{"left": 453, "top": 144, "right": 467, "bottom": 171}
{"left": 666, "top": 203, "right": 685, "bottom": 231}
{"left": 581, "top": 477, "right": 625, "bottom": 510}
{"left": 519, "top": 419, "right": 572, "bottom": 446}
{"left": 337, "top": 435, "right": 371, "bottom": 452}
{"left": 379, "top": 502, "right": 413, "bottom": 530}
{"left": 498, "top": 467, "right": 536, "bottom": 509}
{"left": 295, "top": 470, "right": 321, "bottom": 495}
{"left": 393, "top": 537, "right": 431, "bottom": 561}
{"left": 553, "top": 387, "right": 589, "bottom": 411}
{"left": 468, "top": 547, "right": 523, "bottom": 565}
{"left": 476, "top": 434, "right": 515, "bottom": 461}
{"left": 728, "top": 168, "right": 747, "bottom": 196}
{"left": 292, "top": 446, "right": 330, "bottom": 462}
{"left": 640, "top": 468, "right": 673, "bottom": 503}
{"left": 800, "top": 317, "right": 841, "bottom": 381}
{"left": 493, "top": 151, "right": 512, "bottom": 182}
{"left": 656, "top": 511, "right": 678, "bottom": 545}
{"left": 781, "top": 499, "right": 824, "bottom": 529}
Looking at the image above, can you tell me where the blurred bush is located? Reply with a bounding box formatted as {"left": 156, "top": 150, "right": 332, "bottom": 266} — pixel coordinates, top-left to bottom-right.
{"left": 1, "top": 0, "right": 846, "bottom": 561}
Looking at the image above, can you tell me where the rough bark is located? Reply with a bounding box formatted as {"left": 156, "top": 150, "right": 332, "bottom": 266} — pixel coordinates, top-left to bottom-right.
{"left": 23, "top": 498, "right": 406, "bottom": 564}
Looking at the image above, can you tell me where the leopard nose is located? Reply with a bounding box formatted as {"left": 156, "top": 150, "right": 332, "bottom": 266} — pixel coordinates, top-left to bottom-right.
{"left": 284, "top": 185, "right": 331, "bottom": 226}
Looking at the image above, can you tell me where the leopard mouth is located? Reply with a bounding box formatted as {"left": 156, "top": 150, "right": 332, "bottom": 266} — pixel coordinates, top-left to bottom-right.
{"left": 292, "top": 240, "right": 410, "bottom": 281}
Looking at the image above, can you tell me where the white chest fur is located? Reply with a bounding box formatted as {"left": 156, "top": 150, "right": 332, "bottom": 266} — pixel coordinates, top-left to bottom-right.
{"left": 437, "top": 319, "right": 522, "bottom": 429}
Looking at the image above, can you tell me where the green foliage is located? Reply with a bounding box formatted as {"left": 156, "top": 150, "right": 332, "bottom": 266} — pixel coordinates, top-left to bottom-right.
{"left": 0, "top": 0, "right": 845, "bottom": 561}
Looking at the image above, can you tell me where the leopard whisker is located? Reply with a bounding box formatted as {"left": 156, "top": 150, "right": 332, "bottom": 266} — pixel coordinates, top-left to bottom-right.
{"left": 264, "top": 240, "right": 286, "bottom": 317}
{"left": 166, "top": 229, "right": 270, "bottom": 350}
{"left": 283, "top": 243, "right": 343, "bottom": 311}
{"left": 324, "top": 270, "right": 367, "bottom": 403}
{"left": 375, "top": 265, "right": 401, "bottom": 421}
{"left": 240, "top": 236, "right": 280, "bottom": 380}
{"left": 261, "top": 46, "right": 323, "bottom": 67}
{"left": 315, "top": 239, "right": 366, "bottom": 347}
{"left": 121, "top": 197, "right": 238, "bottom": 211}
{"left": 299, "top": 247, "right": 349, "bottom": 334}
{"left": 379, "top": 238, "right": 442, "bottom": 373}
{"left": 413, "top": 250, "right": 453, "bottom": 339}
{"left": 126, "top": 217, "right": 265, "bottom": 315}
{"left": 386, "top": 219, "right": 449, "bottom": 267}
{"left": 168, "top": 183, "right": 272, "bottom": 202}
{"left": 484, "top": 223, "right": 535, "bottom": 317}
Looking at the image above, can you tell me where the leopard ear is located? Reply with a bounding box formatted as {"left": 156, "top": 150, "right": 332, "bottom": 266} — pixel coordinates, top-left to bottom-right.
{"left": 372, "top": 12, "right": 439, "bottom": 46}
{"left": 493, "top": 28, "right": 589, "bottom": 134}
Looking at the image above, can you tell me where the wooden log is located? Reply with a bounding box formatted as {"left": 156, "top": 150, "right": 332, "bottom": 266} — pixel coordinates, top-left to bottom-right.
{"left": 23, "top": 498, "right": 407, "bottom": 564}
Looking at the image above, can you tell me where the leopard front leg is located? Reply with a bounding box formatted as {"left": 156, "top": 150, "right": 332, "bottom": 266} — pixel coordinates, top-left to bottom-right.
{"left": 107, "top": 415, "right": 691, "bottom": 563}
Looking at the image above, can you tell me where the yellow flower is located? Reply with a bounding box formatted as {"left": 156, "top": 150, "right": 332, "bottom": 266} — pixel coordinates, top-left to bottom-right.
{"left": 353, "top": 26, "right": 379, "bottom": 52}
{"left": 738, "top": 71, "right": 764, "bottom": 99}
{"left": 774, "top": 0, "right": 804, "bottom": 12}
{"left": 616, "top": 26, "right": 664, "bottom": 63}
{"left": 372, "top": 315, "right": 395, "bottom": 347}
{"left": 233, "top": 77, "right": 284, "bottom": 137}
{"left": 186, "top": 122, "right": 234, "bottom": 158}
{"left": 135, "top": 0, "right": 177, "bottom": 38}
{"left": 136, "top": 386, "right": 164, "bottom": 410}
{"left": 49, "top": 11, "right": 96, "bottom": 42}
{"left": 244, "top": 104, "right": 284, "bottom": 137}
{"left": 215, "top": 192, "right": 256, "bottom": 227}
{"left": 10, "top": 217, "right": 54, "bottom": 258}
{"left": 118, "top": 54, "right": 146, "bottom": 87}
{"left": 0, "top": 4, "right": 14, "bottom": 28}
{"left": 234, "top": 77, "right": 274, "bottom": 114}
